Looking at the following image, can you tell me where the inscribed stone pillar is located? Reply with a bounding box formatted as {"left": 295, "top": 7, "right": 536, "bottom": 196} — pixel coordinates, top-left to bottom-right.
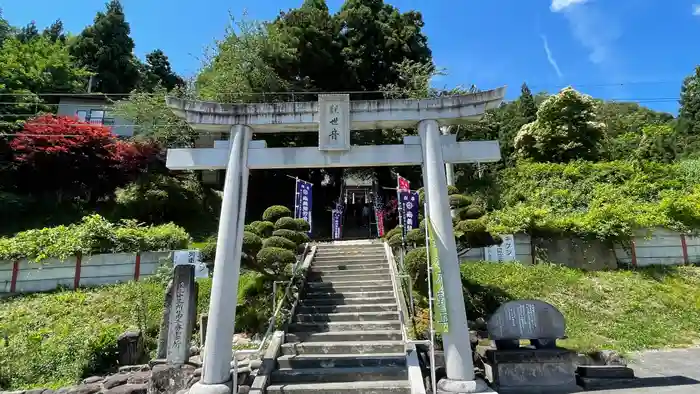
{"left": 166, "top": 264, "right": 196, "bottom": 364}
{"left": 155, "top": 279, "right": 174, "bottom": 359}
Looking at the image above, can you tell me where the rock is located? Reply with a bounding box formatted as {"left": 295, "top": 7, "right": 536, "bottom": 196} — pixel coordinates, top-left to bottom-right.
{"left": 188, "top": 355, "right": 202, "bottom": 366}
{"left": 127, "top": 371, "right": 152, "bottom": 385}
{"left": 119, "top": 365, "right": 150, "bottom": 373}
{"left": 3, "top": 391, "right": 26, "bottom": 394}
{"left": 81, "top": 377, "right": 103, "bottom": 385}
{"left": 25, "top": 389, "right": 50, "bottom": 394}
{"left": 233, "top": 334, "right": 250, "bottom": 347}
{"left": 103, "top": 374, "right": 129, "bottom": 389}
{"left": 249, "top": 359, "right": 262, "bottom": 370}
{"left": 193, "top": 368, "right": 202, "bottom": 377}
{"left": 148, "top": 363, "right": 196, "bottom": 394}
{"left": 592, "top": 350, "right": 627, "bottom": 366}
{"left": 473, "top": 317, "right": 487, "bottom": 331}
{"left": 65, "top": 384, "right": 102, "bottom": 394}
{"left": 104, "top": 384, "right": 147, "bottom": 394}
{"left": 118, "top": 331, "right": 146, "bottom": 366}
{"left": 237, "top": 385, "right": 250, "bottom": 394}
{"left": 189, "top": 346, "right": 200, "bottom": 356}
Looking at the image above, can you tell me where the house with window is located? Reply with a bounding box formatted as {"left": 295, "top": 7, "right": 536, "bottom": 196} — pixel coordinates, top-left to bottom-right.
{"left": 56, "top": 95, "right": 134, "bottom": 137}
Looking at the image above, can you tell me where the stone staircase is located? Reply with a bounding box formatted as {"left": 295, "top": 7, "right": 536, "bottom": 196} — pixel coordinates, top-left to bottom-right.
{"left": 266, "top": 242, "right": 411, "bottom": 394}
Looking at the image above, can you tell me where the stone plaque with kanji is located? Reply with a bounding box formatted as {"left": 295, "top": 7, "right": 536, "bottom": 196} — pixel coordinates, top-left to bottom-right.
{"left": 318, "top": 94, "right": 350, "bottom": 151}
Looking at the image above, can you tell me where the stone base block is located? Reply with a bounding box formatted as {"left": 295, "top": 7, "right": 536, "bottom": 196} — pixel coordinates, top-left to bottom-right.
{"left": 436, "top": 378, "right": 495, "bottom": 393}
{"left": 483, "top": 347, "right": 581, "bottom": 394}
{"left": 576, "top": 376, "right": 640, "bottom": 391}
{"left": 186, "top": 381, "right": 232, "bottom": 394}
{"left": 576, "top": 365, "right": 635, "bottom": 379}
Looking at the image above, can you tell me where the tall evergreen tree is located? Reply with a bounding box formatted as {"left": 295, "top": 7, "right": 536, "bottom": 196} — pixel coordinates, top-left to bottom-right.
{"left": 70, "top": 0, "right": 140, "bottom": 94}
{"left": 679, "top": 65, "right": 700, "bottom": 135}
{"left": 519, "top": 83, "right": 537, "bottom": 123}
{"left": 42, "top": 20, "right": 66, "bottom": 43}
{"left": 138, "top": 49, "right": 184, "bottom": 92}
{"left": 16, "top": 21, "right": 39, "bottom": 43}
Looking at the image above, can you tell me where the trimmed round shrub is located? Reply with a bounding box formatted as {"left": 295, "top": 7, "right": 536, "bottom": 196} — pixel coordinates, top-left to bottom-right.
{"left": 384, "top": 226, "right": 401, "bottom": 240}
{"left": 200, "top": 236, "right": 217, "bottom": 262}
{"left": 447, "top": 185, "right": 460, "bottom": 195}
{"left": 388, "top": 233, "right": 403, "bottom": 248}
{"left": 244, "top": 224, "right": 256, "bottom": 234}
{"left": 417, "top": 187, "right": 425, "bottom": 205}
{"left": 272, "top": 229, "right": 309, "bottom": 245}
{"left": 263, "top": 236, "right": 297, "bottom": 252}
{"left": 252, "top": 221, "right": 275, "bottom": 238}
{"left": 457, "top": 206, "right": 485, "bottom": 220}
{"left": 293, "top": 218, "right": 310, "bottom": 232}
{"left": 406, "top": 228, "right": 425, "bottom": 244}
{"left": 262, "top": 205, "right": 292, "bottom": 223}
{"left": 404, "top": 247, "right": 428, "bottom": 292}
{"left": 449, "top": 194, "right": 473, "bottom": 209}
{"left": 274, "top": 217, "right": 297, "bottom": 230}
{"left": 419, "top": 219, "right": 426, "bottom": 231}
{"left": 455, "top": 219, "right": 487, "bottom": 234}
{"left": 256, "top": 247, "right": 296, "bottom": 274}
{"left": 242, "top": 231, "right": 263, "bottom": 256}
{"left": 455, "top": 219, "right": 499, "bottom": 248}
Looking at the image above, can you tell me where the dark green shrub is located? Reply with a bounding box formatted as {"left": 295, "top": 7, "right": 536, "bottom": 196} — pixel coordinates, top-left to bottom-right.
{"left": 447, "top": 185, "right": 460, "bottom": 195}
{"left": 449, "top": 194, "right": 473, "bottom": 209}
{"left": 274, "top": 217, "right": 297, "bottom": 231}
{"left": 405, "top": 247, "right": 428, "bottom": 293}
{"left": 384, "top": 226, "right": 401, "bottom": 240}
{"left": 256, "top": 247, "right": 297, "bottom": 274}
{"left": 406, "top": 228, "right": 425, "bottom": 244}
{"left": 457, "top": 206, "right": 485, "bottom": 220}
{"left": 263, "top": 236, "right": 297, "bottom": 252}
{"left": 242, "top": 231, "right": 263, "bottom": 256}
{"left": 262, "top": 205, "right": 292, "bottom": 223}
{"left": 388, "top": 233, "right": 403, "bottom": 248}
{"left": 251, "top": 221, "right": 274, "bottom": 238}
{"left": 292, "top": 218, "right": 310, "bottom": 232}
{"left": 200, "top": 236, "right": 217, "bottom": 262}
{"left": 272, "top": 229, "right": 309, "bottom": 246}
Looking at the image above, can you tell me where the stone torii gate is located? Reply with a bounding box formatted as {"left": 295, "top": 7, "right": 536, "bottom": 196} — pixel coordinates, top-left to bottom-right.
{"left": 165, "top": 88, "right": 506, "bottom": 394}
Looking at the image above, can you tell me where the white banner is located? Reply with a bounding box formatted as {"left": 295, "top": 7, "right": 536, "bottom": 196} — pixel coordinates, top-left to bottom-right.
{"left": 484, "top": 234, "right": 516, "bottom": 263}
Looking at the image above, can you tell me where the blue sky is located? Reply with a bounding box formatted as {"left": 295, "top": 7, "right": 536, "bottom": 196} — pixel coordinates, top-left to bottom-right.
{"left": 3, "top": 0, "right": 699, "bottom": 114}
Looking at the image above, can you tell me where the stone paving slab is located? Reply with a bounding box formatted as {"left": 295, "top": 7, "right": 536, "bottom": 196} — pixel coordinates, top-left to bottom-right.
{"left": 589, "top": 348, "right": 700, "bottom": 393}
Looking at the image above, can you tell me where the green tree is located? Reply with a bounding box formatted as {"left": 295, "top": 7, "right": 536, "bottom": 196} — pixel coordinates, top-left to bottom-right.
{"left": 679, "top": 65, "right": 700, "bottom": 135}
{"left": 519, "top": 83, "right": 537, "bottom": 123}
{"left": 42, "top": 20, "right": 66, "bottom": 43}
{"left": 515, "top": 87, "right": 606, "bottom": 163}
{"left": 16, "top": 21, "right": 39, "bottom": 43}
{"left": 138, "top": 49, "right": 185, "bottom": 92}
{"left": 0, "top": 10, "right": 12, "bottom": 46}
{"left": 70, "top": 0, "right": 140, "bottom": 94}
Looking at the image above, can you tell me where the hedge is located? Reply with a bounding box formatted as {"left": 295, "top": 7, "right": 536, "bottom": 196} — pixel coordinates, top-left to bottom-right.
{"left": 263, "top": 236, "right": 297, "bottom": 252}
{"left": 293, "top": 218, "right": 311, "bottom": 232}
{"left": 274, "top": 217, "right": 297, "bottom": 231}
{"left": 262, "top": 205, "right": 292, "bottom": 223}
{"left": 0, "top": 215, "right": 190, "bottom": 263}
{"left": 272, "top": 229, "right": 310, "bottom": 245}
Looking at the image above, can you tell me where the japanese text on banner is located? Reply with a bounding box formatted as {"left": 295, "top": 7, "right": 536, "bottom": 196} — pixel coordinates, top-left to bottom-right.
{"left": 427, "top": 218, "right": 449, "bottom": 333}
{"left": 294, "top": 180, "right": 313, "bottom": 235}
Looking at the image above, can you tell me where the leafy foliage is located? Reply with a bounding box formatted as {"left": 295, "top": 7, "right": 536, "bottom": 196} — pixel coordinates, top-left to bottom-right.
{"left": 262, "top": 205, "right": 293, "bottom": 223}
{"left": 515, "top": 87, "right": 607, "bottom": 163}
{"left": 0, "top": 215, "right": 190, "bottom": 263}
{"left": 262, "top": 236, "right": 297, "bottom": 252}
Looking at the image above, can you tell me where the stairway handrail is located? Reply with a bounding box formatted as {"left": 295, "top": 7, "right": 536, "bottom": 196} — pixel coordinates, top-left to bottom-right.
{"left": 383, "top": 240, "right": 437, "bottom": 392}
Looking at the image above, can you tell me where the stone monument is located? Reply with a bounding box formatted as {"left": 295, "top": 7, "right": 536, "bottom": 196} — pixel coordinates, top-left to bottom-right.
{"left": 483, "top": 300, "right": 581, "bottom": 393}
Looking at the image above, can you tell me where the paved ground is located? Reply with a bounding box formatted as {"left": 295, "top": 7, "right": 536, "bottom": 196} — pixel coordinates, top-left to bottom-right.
{"left": 589, "top": 348, "right": 700, "bottom": 393}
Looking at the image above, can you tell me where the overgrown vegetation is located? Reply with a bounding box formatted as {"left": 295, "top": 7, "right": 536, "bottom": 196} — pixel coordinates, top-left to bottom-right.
{"left": 0, "top": 215, "right": 190, "bottom": 263}
{"left": 0, "top": 271, "right": 268, "bottom": 390}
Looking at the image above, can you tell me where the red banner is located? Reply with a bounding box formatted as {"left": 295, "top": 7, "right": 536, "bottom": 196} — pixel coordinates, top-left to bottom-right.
{"left": 377, "top": 210, "right": 385, "bottom": 236}
{"left": 398, "top": 175, "right": 410, "bottom": 191}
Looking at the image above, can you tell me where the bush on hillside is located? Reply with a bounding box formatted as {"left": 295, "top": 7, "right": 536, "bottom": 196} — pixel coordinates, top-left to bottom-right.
{"left": 484, "top": 160, "right": 700, "bottom": 240}
{"left": 0, "top": 215, "right": 190, "bottom": 263}
{"left": 274, "top": 217, "right": 297, "bottom": 231}
{"left": 256, "top": 247, "right": 297, "bottom": 275}
{"left": 262, "top": 205, "right": 292, "bottom": 223}
{"left": 292, "top": 218, "right": 310, "bottom": 232}
{"left": 251, "top": 221, "right": 275, "bottom": 238}
{"left": 263, "top": 236, "right": 297, "bottom": 252}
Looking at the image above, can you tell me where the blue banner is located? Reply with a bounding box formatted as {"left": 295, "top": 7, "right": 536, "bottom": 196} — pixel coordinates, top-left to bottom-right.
{"left": 399, "top": 191, "right": 419, "bottom": 233}
{"left": 331, "top": 209, "right": 342, "bottom": 239}
{"left": 295, "top": 180, "right": 313, "bottom": 234}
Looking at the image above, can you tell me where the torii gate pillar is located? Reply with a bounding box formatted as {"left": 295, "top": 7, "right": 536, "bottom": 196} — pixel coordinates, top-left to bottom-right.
{"left": 165, "top": 88, "right": 506, "bottom": 394}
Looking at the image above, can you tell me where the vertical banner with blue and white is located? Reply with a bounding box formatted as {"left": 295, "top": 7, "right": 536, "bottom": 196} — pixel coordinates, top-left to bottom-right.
{"left": 294, "top": 179, "right": 313, "bottom": 235}
{"left": 331, "top": 208, "right": 342, "bottom": 240}
{"left": 399, "top": 190, "right": 420, "bottom": 233}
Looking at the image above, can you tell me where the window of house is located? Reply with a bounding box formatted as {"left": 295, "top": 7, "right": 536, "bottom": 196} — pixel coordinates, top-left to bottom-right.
{"left": 89, "top": 110, "right": 105, "bottom": 125}
{"left": 76, "top": 110, "right": 88, "bottom": 122}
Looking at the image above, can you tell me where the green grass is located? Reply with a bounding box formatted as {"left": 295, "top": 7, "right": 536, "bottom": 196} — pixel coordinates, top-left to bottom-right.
{"left": 458, "top": 262, "right": 700, "bottom": 354}
{"left": 0, "top": 271, "right": 270, "bottom": 390}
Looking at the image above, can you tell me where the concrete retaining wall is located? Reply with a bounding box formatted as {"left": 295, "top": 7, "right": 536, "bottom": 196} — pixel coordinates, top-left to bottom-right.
{"left": 0, "top": 251, "right": 171, "bottom": 294}
{"left": 460, "top": 229, "right": 700, "bottom": 268}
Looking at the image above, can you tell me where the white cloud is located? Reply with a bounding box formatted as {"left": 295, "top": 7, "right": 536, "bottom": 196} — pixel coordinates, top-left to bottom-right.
{"left": 551, "top": 0, "right": 619, "bottom": 65}
{"left": 551, "top": 0, "right": 590, "bottom": 12}
{"left": 693, "top": 4, "right": 700, "bottom": 16}
{"left": 541, "top": 35, "right": 563, "bottom": 78}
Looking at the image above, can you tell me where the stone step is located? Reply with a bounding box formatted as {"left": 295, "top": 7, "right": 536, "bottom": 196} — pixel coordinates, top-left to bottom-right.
{"left": 312, "top": 256, "right": 387, "bottom": 264}
{"left": 285, "top": 330, "right": 402, "bottom": 343}
{"left": 270, "top": 366, "right": 407, "bottom": 384}
{"left": 266, "top": 380, "right": 411, "bottom": 394}
{"left": 307, "top": 280, "right": 392, "bottom": 289}
{"left": 309, "top": 267, "right": 389, "bottom": 275}
{"left": 305, "top": 286, "right": 394, "bottom": 295}
{"left": 287, "top": 320, "right": 401, "bottom": 333}
{"left": 294, "top": 311, "right": 399, "bottom": 323}
{"left": 277, "top": 353, "right": 405, "bottom": 369}
{"left": 303, "top": 290, "right": 395, "bottom": 299}
{"left": 300, "top": 296, "right": 397, "bottom": 306}
{"left": 281, "top": 340, "right": 405, "bottom": 355}
{"left": 297, "top": 303, "right": 397, "bottom": 314}
{"left": 307, "top": 273, "right": 391, "bottom": 282}
{"left": 311, "top": 261, "right": 388, "bottom": 270}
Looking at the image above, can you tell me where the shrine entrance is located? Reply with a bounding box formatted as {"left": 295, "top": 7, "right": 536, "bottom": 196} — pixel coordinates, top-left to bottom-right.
{"left": 165, "top": 88, "right": 506, "bottom": 394}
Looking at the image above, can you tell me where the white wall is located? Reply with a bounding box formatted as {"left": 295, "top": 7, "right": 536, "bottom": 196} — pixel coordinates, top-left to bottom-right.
{"left": 0, "top": 251, "right": 171, "bottom": 294}
{"left": 459, "top": 234, "right": 532, "bottom": 265}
